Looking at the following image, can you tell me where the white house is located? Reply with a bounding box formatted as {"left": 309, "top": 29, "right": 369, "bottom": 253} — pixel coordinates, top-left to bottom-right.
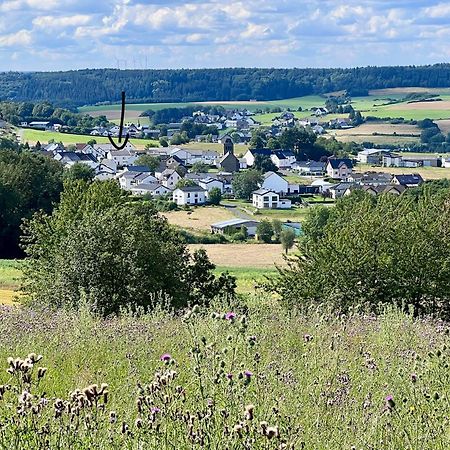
{"left": 130, "top": 183, "right": 172, "bottom": 197}
{"left": 270, "top": 150, "right": 296, "bottom": 169}
{"left": 198, "top": 177, "right": 225, "bottom": 194}
{"left": 252, "top": 189, "right": 292, "bottom": 209}
{"left": 107, "top": 148, "right": 137, "bottom": 167}
{"left": 261, "top": 171, "right": 289, "bottom": 195}
{"left": 172, "top": 186, "right": 207, "bottom": 205}
{"left": 118, "top": 171, "right": 157, "bottom": 190}
{"left": 311, "top": 178, "right": 334, "bottom": 193}
{"left": 326, "top": 158, "right": 354, "bottom": 179}
{"left": 357, "top": 149, "right": 391, "bottom": 165}
{"left": 243, "top": 149, "right": 272, "bottom": 166}
{"left": 159, "top": 169, "right": 181, "bottom": 189}
{"left": 329, "top": 182, "right": 354, "bottom": 199}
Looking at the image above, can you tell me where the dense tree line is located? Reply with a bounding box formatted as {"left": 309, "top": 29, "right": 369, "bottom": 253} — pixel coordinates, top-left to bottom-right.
{"left": 0, "top": 101, "right": 109, "bottom": 132}
{"left": 0, "top": 141, "right": 64, "bottom": 258}
{"left": 268, "top": 184, "right": 450, "bottom": 318}
{"left": 2, "top": 65, "right": 450, "bottom": 106}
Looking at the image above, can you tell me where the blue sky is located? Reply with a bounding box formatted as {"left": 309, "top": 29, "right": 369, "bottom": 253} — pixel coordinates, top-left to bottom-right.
{"left": 0, "top": 0, "right": 449, "bottom": 71}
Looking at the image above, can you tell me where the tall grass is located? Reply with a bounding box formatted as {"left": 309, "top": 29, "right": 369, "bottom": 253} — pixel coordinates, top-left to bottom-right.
{"left": 0, "top": 299, "right": 447, "bottom": 448}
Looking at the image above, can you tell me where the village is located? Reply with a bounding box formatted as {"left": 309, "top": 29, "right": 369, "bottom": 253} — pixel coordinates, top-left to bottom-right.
{"left": 31, "top": 133, "right": 441, "bottom": 242}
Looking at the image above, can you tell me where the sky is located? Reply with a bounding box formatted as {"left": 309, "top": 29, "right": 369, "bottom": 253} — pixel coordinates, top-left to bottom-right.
{"left": 0, "top": 0, "right": 450, "bottom": 71}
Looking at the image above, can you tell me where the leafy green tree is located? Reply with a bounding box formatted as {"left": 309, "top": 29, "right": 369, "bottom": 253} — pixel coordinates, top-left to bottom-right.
{"left": 231, "top": 170, "right": 263, "bottom": 200}
{"left": 135, "top": 154, "right": 161, "bottom": 172}
{"left": 159, "top": 138, "right": 169, "bottom": 147}
{"left": 63, "top": 163, "right": 95, "bottom": 183}
{"left": 267, "top": 138, "right": 280, "bottom": 150}
{"left": 268, "top": 190, "right": 450, "bottom": 317}
{"left": 208, "top": 187, "right": 222, "bottom": 205}
{"left": 253, "top": 154, "right": 277, "bottom": 173}
{"left": 175, "top": 178, "right": 197, "bottom": 189}
{"left": 21, "top": 180, "right": 236, "bottom": 314}
{"left": 191, "top": 162, "right": 210, "bottom": 173}
{"left": 272, "top": 219, "right": 283, "bottom": 241}
{"left": 0, "top": 150, "right": 63, "bottom": 257}
{"left": 87, "top": 139, "right": 97, "bottom": 146}
{"left": 280, "top": 228, "right": 296, "bottom": 254}
{"left": 256, "top": 220, "right": 274, "bottom": 243}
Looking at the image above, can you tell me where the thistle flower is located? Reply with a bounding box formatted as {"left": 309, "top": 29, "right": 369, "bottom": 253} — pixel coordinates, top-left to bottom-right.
{"left": 244, "top": 370, "right": 253, "bottom": 378}
{"left": 37, "top": 367, "right": 47, "bottom": 380}
{"left": 303, "top": 334, "right": 313, "bottom": 343}
{"left": 265, "top": 426, "right": 279, "bottom": 439}
{"left": 385, "top": 395, "right": 395, "bottom": 410}
{"left": 151, "top": 407, "right": 160, "bottom": 414}
{"left": 160, "top": 353, "right": 172, "bottom": 363}
{"left": 225, "top": 312, "right": 236, "bottom": 321}
{"left": 226, "top": 373, "right": 233, "bottom": 380}
{"left": 244, "top": 404, "right": 254, "bottom": 420}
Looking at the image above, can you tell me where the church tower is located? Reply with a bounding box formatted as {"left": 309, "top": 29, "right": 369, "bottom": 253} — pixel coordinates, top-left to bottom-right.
{"left": 223, "top": 137, "right": 234, "bottom": 155}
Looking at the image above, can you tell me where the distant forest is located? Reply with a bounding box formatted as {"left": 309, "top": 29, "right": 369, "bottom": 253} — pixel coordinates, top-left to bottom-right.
{"left": 1, "top": 65, "right": 450, "bottom": 107}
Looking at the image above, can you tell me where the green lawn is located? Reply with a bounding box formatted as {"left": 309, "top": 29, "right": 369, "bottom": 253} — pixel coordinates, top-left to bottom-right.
{"left": 19, "top": 128, "right": 158, "bottom": 148}
{"left": 0, "top": 260, "right": 22, "bottom": 289}
{"left": 214, "top": 266, "right": 277, "bottom": 293}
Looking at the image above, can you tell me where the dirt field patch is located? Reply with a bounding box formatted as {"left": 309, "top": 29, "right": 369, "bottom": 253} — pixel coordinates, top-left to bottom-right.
{"left": 162, "top": 207, "right": 235, "bottom": 232}
{"left": 355, "top": 164, "right": 450, "bottom": 180}
{"left": 370, "top": 88, "right": 450, "bottom": 96}
{"left": 0, "top": 289, "right": 17, "bottom": 305}
{"left": 188, "top": 243, "right": 287, "bottom": 268}
{"left": 387, "top": 100, "right": 450, "bottom": 111}
{"left": 331, "top": 123, "right": 420, "bottom": 136}
{"left": 435, "top": 120, "right": 450, "bottom": 134}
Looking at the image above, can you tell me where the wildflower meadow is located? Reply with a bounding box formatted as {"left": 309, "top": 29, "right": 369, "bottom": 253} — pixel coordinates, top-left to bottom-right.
{"left": 0, "top": 298, "right": 448, "bottom": 449}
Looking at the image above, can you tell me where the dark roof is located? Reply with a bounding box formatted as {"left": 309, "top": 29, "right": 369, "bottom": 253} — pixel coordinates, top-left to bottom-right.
{"left": 253, "top": 188, "right": 277, "bottom": 196}
{"left": 273, "top": 151, "right": 287, "bottom": 160}
{"left": 328, "top": 158, "right": 354, "bottom": 169}
{"left": 126, "top": 165, "right": 151, "bottom": 172}
{"left": 176, "top": 186, "right": 206, "bottom": 193}
{"left": 393, "top": 174, "right": 424, "bottom": 185}
{"left": 250, "top": 148, "right": 272, "bottom": 157}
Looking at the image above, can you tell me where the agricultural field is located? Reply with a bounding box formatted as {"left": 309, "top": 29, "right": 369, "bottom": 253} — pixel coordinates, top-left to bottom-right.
{"left": 213, "top": 266, "right": 278, "bottom": 293}
{"left": 18, "top": 128, "right": 157, "bottom": 149}
{"left": 162, "top": 207, "right": 235, "bottom": 232}
{"left": 356, "top": 163, "right": 450, "bottom": 180}
{"left": 329, "top": 122, "right": 421, "bottom": 145}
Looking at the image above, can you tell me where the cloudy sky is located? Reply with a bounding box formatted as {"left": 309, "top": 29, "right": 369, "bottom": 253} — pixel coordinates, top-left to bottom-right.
{"left": 0, "top": 0, "right": 449, "bottom": 71}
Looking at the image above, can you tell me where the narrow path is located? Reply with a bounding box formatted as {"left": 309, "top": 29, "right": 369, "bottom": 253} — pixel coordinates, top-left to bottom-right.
{"left": 222, "top": 204, "right": 254, "bottom": 220}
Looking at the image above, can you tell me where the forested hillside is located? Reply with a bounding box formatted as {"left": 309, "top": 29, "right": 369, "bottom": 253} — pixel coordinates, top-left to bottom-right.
{"left": 2, "top": 65, "right": 450, "bottom": 107}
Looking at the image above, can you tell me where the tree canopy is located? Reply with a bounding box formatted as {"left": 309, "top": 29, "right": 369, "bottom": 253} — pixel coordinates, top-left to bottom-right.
{"left": 21, "top": 180, "right": 236, "bottom": 315}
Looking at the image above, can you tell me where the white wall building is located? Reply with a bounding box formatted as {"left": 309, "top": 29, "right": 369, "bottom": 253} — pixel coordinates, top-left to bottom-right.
{"left": 261, "top": 171, "right": 289, "bottom": 195}
{"left": 173, "top": 186, "right": 207, "bottom": 205}
{"left": 252, "top": 189, "right": 292, "bottom": 209}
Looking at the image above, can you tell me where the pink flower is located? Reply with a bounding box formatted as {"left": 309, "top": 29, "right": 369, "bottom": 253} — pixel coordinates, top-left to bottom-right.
{"left": 225, "top": 312, "right": 236, "bottom": 321}
{"left": 151, "top": 407, "right": 160, "bottom": 414}
{"left": 226, "top": 373, "right": 233, "bottom": 380}
{"left": 160, "top": 353, "right": 172, "bottom": 362}
{"left": 244, "top": 370, "right": 253, "bottom": 378}
{"left": 385, "top": 395, "right": 395, "bottom": 409}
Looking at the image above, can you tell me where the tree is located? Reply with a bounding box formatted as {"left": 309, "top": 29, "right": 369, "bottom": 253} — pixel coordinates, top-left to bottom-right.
{"left": 272, "top": 219, "right": 283, "bottom": 241}
{"left": 208, "top": 187, "right": 222, "bottom": 205}
{"left": 159, "top": 138, "right": 169, "bottom": 147}
{"left": 232, "top": 170, "right": 263, "bottom": 200}
{"left": 267, "top": 138, "right": 280, "bottom": 150}
{"left": 253, "top": 154, "right": 277, "bottom": 173}
{"left": 175, "top": 178, "right": 197, "bottom": 189}
{"left": 0, "top": 150, "right": 63, "bottom": 258}
{"left": 280, "top": 228, "right": 295, "bottom": 254}
{"left": 21, "top": 180, "right": 236, "bottom": 315}
{"left": 191, "top": 162, "right": 210, "bottom": 173}
{"left": 87, "top": 139, "right": 97, "bottom": 146}
{"left": 63, "top": 163, "right": 95, "bottom": 183}
{"left": 256, "top": 220, "right": 274, "bottom": 243}
{"left": 135, "top": 154, "right": 161, "bottom": 172}
{"left": 268, "top": 190, "right": 450, "bottom": 318}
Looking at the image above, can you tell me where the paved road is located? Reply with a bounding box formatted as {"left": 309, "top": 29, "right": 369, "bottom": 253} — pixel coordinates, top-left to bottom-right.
{"left": 223, "top": 204, "right": 254, "bottom": 220}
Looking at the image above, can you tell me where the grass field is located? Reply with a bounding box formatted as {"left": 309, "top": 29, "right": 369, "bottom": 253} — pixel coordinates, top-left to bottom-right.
{"left": 162, "top": 207, "right": 235, "bottom": 232}
{"left": 19, "top": 128, "right": 157, "bottom": 149}
{"left": 214, "top": 266, "right": 278, "bottom": 293}
{"left": 0, "top": 260, "right": 21, "bottom": 305}
{"left": 188, "top": 243, "right": 287, "bottom": 268}
{"left": 356, "top": 163, "right": 450, "bottom": 180}
{"left": 0, "top": 301, "right": 447, "bottom": 448}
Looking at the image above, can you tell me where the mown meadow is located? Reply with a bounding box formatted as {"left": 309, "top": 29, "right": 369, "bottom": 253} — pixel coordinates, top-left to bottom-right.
{"left": 0, "top": 300, "right": 447, "bottom": 449}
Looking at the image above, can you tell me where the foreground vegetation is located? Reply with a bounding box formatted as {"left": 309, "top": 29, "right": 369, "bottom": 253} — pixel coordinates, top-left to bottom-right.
{"left": 0, "top": 301, "right": 447, "bottom": 449}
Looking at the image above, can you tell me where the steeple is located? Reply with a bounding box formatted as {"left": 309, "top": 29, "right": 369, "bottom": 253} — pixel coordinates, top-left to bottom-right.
{"left": 223, "top": 137, "right": 234, "bottom": 155}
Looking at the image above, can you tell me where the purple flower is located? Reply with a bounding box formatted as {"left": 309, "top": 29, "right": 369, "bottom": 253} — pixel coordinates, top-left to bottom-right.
{"left": 151, "top": 407, "right": 160, "bottom": 414}
{"left": 385, "top": 395, "right": 395, "bottom": 409}
{"left": 244, "top": 370, "right": 253, "bottom": 378}
{"left": 160, "top": 353, "right": 172, "bottom": 362}
{"left": 411, "top": 373, "right": 418, "bottom": 383}
{"left": 226, "top": 373, "right": 233, "bottom": 380}
{"left": 225, "top": 312, "right": 236, "bottom": 321}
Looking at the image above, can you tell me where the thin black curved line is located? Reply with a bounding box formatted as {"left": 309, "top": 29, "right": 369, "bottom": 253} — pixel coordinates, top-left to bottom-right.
{"left": 108, "top": 133, "right": 130, "bottom": 150}
{"left": 107, "top": 91, "right": 130, "bottom": 150}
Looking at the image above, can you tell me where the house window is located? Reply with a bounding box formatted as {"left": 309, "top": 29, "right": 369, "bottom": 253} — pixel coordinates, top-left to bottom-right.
{"left": 272, "top": 196, "right": 277, "bottom": 201}
{"left": 263, "top": 196, "right": 269, "bottom": 201}
{"left": 263, "top": 203, "right": 269, "bottom": 208}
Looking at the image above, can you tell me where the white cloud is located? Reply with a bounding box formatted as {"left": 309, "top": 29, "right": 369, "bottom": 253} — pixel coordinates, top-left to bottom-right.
{"left": 33, "top": 15, "right": 91, "bottom": 28}
{"left": 0, "top": 29, "right": 32, "bottom": 47}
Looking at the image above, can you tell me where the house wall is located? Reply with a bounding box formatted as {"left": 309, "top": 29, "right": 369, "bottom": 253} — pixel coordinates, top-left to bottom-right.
{"left": 261, "top": 174, "right": 289, "bottom": 194}
{"left": 252, "top": 193, "right": 280, "bottom": 209}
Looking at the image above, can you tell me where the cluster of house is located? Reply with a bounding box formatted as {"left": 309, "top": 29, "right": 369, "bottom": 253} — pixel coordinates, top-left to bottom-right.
{"left": 357, "top": 148, "right": 450, "bottom": 169}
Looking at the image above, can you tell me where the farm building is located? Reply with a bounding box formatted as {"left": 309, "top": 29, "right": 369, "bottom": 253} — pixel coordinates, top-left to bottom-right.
{"left": 211, "top": 219, "right": 260, "bottom": 236}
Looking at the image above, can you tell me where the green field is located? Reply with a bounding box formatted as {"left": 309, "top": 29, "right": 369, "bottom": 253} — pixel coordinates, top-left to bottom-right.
{"left": 19, "top": 128, "right": 158, "bottom": 149}
{"left": 0, "top": 260, "right": 21, "bottom": 305}
{"left": 214, "top": 266, "right": 277, "bottom": 293}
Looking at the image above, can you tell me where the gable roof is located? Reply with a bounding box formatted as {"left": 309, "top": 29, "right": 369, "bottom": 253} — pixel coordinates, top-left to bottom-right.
{"left": 327, "top": 158, "right": 354, "bottom": 169}
{"left": 249, "top": 148, "right": 272, "bottom": 157}
{"left": 393, "top": 174, "right": 424, "bottom": 185}
{"left": 253, "top": 188, "right": 278, "bottom": 196}
{"left": 175, "top": 186, "right": 206, "bottom": 193}
{"left": 126, "top": 165, "right": 152, "bottom": 172}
